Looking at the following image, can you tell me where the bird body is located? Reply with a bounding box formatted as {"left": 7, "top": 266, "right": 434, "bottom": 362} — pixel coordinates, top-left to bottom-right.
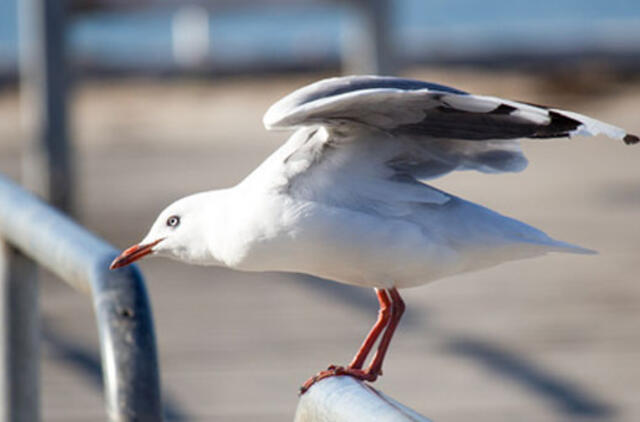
{"left": 110, "top": 75, "right": 637, "bottom": 391}
{"left": 141, "top": 121, "right": 593, "bottom": 290}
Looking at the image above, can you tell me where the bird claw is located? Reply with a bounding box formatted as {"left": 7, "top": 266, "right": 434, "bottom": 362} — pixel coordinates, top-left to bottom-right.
{"left": 299, "top": 364, "right": 380, "bottom": 395}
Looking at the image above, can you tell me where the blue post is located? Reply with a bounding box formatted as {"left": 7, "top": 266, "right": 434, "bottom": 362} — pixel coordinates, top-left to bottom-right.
{"left": 18, "top": 0, "right": 74, "bottom": 213}
{"left": 342, "top": 0, "right": 394, "bottom": 75}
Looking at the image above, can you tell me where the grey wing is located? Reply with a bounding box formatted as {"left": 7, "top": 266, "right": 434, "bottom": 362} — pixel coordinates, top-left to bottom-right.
{"left": 264, "top": 75, "right": 638, "bottom": 181}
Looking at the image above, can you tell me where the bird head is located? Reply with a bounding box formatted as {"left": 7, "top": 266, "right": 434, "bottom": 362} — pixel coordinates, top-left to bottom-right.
{"left": 110, "top": 192, "right": 215, "bottom": 269}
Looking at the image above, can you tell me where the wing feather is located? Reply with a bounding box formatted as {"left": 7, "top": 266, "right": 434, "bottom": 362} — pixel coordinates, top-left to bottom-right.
{"left": 264, "top": 75, "right": 635, "bottom": 144}
{"left": 256, "top": 76, "right": 637, "bottom": 218}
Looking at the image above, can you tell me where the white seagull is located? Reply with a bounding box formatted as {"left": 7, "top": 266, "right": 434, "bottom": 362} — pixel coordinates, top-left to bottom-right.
{"left": 110, "top": 75, "right": 638, "bottom": 393}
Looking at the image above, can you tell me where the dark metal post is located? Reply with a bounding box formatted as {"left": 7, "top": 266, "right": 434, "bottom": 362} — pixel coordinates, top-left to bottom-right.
{"left": 0, "top": 243, "right": 40, "bottom": 422}
{"left": 93, "top": 263, "right": 163, "bottom": 421}
{"left": 342, "top": 0, "right": 394, "bottom": 75}
{"left": 18, "top": 0, "right": 74, "bottom": 213}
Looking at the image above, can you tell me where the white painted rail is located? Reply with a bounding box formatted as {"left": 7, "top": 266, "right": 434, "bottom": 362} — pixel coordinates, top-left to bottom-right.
{"left": 295, "top": 376, "right": 432, "bottom": 422}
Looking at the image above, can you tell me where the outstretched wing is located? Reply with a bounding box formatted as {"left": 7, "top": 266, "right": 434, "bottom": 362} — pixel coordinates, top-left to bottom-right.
{"left": 265, "top": 75, "right": 637, "bottom": 144}
{"left": 259, "top": 75, "right": 637, "bottom": 212}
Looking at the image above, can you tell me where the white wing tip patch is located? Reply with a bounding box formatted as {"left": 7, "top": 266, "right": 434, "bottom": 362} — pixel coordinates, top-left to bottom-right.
{"left": 551, "top": 109, "right": 637, "bottom": 144}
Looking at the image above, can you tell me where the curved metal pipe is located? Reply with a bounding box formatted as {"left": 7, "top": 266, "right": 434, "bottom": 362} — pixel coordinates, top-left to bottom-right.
{"left": 0, "top": 175, "right": 162, "bottom": 421}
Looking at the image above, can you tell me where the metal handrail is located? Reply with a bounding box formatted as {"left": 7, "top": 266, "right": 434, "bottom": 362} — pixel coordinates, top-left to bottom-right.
{"left": 0, "top": 174, "right": 162, "bottom": 421}
{"left": 296, "top": 376, "right": 432, "bottom": 422}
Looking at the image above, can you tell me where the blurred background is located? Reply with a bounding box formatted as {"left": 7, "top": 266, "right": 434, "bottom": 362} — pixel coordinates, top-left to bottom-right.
{"left": 1, "top": 0, "right": 639, "bottom": 421}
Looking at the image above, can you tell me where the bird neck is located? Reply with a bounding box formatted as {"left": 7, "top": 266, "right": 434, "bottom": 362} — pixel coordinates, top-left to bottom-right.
{"left": 199, "top": 187, "right": 251, "bottom": 268}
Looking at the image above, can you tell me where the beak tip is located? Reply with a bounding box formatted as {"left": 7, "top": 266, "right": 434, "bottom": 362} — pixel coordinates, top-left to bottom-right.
{"left": 109, "top": 238, "right": 162, "bottom": 271}
{"left": 109, "top": 255, "right": 126, "bottom": 270}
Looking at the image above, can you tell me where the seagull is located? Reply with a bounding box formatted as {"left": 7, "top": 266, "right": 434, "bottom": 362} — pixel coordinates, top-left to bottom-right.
{"left": 110, "top": 75, "right": 638, "bottom": 393}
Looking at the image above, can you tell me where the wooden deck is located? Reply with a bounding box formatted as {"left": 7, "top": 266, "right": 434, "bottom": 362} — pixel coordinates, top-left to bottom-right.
{"left": 1, "top": 70, "right": 639, "bottom": 421}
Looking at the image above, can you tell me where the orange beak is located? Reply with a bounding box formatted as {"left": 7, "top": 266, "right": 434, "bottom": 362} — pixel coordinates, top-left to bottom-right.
{"left": 109, "top": 238, "right": 164, "bottom": 270}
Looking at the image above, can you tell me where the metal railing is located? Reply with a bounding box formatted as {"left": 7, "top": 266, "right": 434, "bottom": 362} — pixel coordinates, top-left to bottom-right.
{"left": 0, "top": 175, "right": 163, "bottom": 422}
{"left": 296, "top": 376, "right": 432, "bottom": 422}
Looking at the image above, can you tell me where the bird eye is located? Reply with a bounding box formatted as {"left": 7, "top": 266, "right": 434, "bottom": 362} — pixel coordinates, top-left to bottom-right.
{"left": 166, "top": 215, "right": 180, "bottom": 227}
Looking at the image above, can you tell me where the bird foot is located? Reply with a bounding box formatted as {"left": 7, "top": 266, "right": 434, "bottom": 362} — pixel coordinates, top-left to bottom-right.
{"left": 299, "top": 365, "right": 380, "bottom": 395}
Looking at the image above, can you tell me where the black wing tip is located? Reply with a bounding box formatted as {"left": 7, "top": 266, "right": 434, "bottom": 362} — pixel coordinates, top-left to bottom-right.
{"left": 623, "top": 134, "right": 639, "bottom": 145}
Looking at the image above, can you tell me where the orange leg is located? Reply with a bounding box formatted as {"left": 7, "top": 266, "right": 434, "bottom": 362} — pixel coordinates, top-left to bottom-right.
{"left": 300, "top": 287, "right": 405, "bottom": 394}
{"left": 348, "top": 289, "right": 391, "bottom": 369}
{"left": 366, "top": 287, "right": 405, "bottom": 377}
